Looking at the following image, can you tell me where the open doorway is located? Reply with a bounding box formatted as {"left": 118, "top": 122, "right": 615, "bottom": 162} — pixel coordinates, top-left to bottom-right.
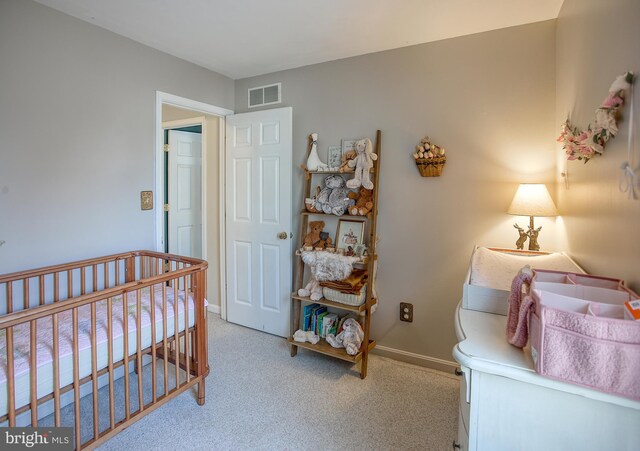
{"left": 162, "top": 111, "right": 203, "bottom": 258}
{"left": 156, "top": 93, "right": 233, "bottom": 316}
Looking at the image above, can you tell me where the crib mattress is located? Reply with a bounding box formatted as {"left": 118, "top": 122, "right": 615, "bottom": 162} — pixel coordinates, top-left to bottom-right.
{"left": 0, "top": 285, "right": 201, "bottom": 416}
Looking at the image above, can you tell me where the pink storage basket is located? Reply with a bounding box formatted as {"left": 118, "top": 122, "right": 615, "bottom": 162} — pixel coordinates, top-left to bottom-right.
{"left": 528, "top": 270, "right": 640, "bottom": 400}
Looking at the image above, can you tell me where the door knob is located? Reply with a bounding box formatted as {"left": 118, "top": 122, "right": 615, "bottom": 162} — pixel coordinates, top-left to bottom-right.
{"left": 278, "top": 232, "right": 288, "bottom": 240}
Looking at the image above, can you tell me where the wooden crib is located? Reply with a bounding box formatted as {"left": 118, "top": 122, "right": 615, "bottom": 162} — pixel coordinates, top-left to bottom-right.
{"left": 0, "top": 250, "right": 209, "bottom": 449}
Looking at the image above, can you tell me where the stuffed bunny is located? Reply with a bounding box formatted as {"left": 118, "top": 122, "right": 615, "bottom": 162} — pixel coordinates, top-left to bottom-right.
{"left": 326, "top": 318, "right": 364, "bottom": 355}
{"left": 346, "top": 138, "right": 377, "bottom": 190}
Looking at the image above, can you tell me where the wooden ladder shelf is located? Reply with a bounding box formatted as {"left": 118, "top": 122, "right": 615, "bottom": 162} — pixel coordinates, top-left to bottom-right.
{"left": 288, "top": 130, "right": 382, "bottom": 379}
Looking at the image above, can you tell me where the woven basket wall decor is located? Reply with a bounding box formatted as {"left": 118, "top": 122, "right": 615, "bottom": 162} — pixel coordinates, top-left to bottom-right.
{"left": 415, "top": 156, "right": 446, "bottom": 177}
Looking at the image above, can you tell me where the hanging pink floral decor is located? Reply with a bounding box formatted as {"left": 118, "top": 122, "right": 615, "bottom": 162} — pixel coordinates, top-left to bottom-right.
{"left": 557, "top": 72, "right": 634, "bottom": 163}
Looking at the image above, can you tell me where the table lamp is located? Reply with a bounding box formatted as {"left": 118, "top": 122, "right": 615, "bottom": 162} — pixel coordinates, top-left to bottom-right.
{"left": 508, "top": 183, "right": 557, "bottom": 251}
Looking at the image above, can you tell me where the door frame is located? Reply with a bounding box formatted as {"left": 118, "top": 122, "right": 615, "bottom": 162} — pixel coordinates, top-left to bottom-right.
{"left": 155, "top": 91, "right": 233, "bottom": 318}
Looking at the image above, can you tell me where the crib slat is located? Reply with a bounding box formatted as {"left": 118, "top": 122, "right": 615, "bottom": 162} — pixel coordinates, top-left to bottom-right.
{"left": 72, "top": 307, "right": 81, "bottom": 449}
{"left": 2, "top": 278, "right": 15, "bottom": 434}
{"left": 136, "top": 289, "right": 144, "bottom": 412}
{"left": 39, "top": 275, "right": 44, "bottom": 306}
{"left": 123, "top": 293, "right": 131, "bottom": 419}
{"left": 6, "top": 326, "right": 16, "bottom": 427}
{"left": 93, "top": 264, "right": 98, "bottom": 294}
{"left": 68, "top": 270, "right": 73, "bottom": 299}
{"left": 38, "top": 276, "right": 44, "bottom": 305}
{"left": 23, "top": 278, "right": 29, "bottom": 310}
{"left": 52, "top": 313, "right": 61, "bottom": 426}
{"left": 91, "top": 302, "right": 99, "bottom": 439}
{"left": 184, "top": 274, "right": 190, "bottom": 382}
{"left": 107, "top": 297, "right": 115, "bottom": 429}
{"left": 151, "top": 281, "right": 157, "bottom": 404}
{"left": 162, "top": 283, "right": 169, "bottom": 396}
{"left": 174, "top": 278, "right": 179, "bottom": 387}
{"left": 30, "top": 320, "right": 38, "bottom": 426}
{"left": 116, "top": 260, "right": 121, "bottom": 286}
{"left": 81, "top": 267, "right": 86, "bottom": 295}
{"left": 6, "top": 281, "right": 12, "bottom": 314}
{"left": 54, "top": 272, "right": 59, "bottom": 303}
{"left": 104, "top": 262, "right": 109, "bottom": 290}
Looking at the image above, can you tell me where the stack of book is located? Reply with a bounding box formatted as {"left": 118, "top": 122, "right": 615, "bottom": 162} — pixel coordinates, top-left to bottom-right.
{"left": 302, "top": 303, "right": 356, "bottom": 338}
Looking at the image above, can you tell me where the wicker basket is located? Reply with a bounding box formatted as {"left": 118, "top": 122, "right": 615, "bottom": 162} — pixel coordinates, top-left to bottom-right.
{"left": 415, "top": 156, "right": 446, "bottom": 177}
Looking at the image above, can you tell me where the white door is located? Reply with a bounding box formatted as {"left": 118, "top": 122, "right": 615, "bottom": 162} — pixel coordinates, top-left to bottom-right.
{"left": 225, "top": 107, "right": 292, "bottom": 337}
{"left": 168, "top": 130, "right": 202, "bottom": 258}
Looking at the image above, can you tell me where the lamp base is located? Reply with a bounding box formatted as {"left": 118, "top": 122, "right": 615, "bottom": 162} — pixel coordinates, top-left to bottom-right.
{"left": 513, "top": 216, "right": 542, "bottom": 251}
{"left": 527, "top": 216, "right": 542, "bottom": 251}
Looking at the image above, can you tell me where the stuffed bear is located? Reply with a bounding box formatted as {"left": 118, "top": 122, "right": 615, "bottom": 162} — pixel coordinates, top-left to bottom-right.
{"left": 326, "top": 318, "right": 364, "bottom": 355}
{"left": 348, "top": 187, "right": 374, "bottom": 216}
{"left": 303, "top": 221, "right": 332, "bottom": 249}
{"left": 315, "top": 175, "right": 356, "bottom": 216}
{"left": 346, "top": 138, "right": 377, "bottom": 190}
{"left": 339, "top": 150, "right": 357, "bottom": 173}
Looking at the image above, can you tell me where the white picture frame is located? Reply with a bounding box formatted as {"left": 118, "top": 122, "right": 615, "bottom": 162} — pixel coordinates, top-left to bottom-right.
{"left": 335, "top": 219, "right": 365, "bottom": 252}
{"left": 327, "top": 145, "right": 342, "bottom": 169}
{"left": 341, "top": 138, "right": 359, "bottom": 155}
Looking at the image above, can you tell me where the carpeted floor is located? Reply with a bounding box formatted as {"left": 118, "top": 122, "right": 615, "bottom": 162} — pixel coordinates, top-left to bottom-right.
{"left": 45, "top": 315, "right": 460, "bottom": 450}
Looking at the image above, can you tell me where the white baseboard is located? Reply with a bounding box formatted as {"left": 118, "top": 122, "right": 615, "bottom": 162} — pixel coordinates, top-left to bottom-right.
{"left": 372, "top": 345, "right": 459, "bottom": 374}
{"left": 207, "top": 304, "right": 220, "bottom": 315}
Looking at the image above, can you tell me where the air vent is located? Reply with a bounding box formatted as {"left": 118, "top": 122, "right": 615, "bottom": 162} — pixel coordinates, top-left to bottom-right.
{"left": 248, "top": 83, "right": 281, "bottom": 108}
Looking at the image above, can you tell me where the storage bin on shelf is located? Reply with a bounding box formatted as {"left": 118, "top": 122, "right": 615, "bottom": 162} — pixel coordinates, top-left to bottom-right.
{"left": 322, "top": 285, "right": 367, "bottom": 307}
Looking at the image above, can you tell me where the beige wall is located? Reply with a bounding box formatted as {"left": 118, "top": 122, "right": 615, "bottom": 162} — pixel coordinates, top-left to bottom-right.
{"left": 162, "top": 106, "right": 222, "bottom": 307}
{"left": 0, "top": 0, "right": 234, "bottom": 274}
{"left": 555, "top": 0, "right": 640, "bottom": 291}
{"left": 235, "top": 21, "right": 557, "bottom": 362}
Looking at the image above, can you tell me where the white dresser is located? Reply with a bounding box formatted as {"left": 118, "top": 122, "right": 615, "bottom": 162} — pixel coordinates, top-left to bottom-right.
{"left": 453, "top": 303, "right": 640, "bottom": 451}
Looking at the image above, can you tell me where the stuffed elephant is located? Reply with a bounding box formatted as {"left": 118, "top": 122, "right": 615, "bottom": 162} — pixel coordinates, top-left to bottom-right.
{"left": 315, "top": 175, "right": 356, "bottom": 216}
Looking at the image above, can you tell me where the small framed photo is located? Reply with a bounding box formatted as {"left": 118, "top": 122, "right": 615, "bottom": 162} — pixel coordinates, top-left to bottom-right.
{"left": 327, "top": 145, "right": 342, "bottom": 169}
{"left": 341, "top": 138, "right": 359, "bottom": 155}
{"left": 335, "top": 219, "right": 365, "bottom": 252}
{"left": 354, "top": 244, "right": 367, "bottom": 258}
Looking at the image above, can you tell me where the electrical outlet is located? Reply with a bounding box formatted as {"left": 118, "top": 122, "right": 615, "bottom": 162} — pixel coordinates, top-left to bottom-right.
{"left": 400, "top": 302, "right": 413, "bottom": 322}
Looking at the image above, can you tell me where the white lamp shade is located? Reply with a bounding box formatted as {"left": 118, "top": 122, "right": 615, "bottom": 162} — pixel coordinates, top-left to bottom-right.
{"left": 508, "top": 184, "right": 558, "bottom": 217}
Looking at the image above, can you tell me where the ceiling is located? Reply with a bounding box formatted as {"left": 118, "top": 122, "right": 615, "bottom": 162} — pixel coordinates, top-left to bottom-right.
{"left": 35, "top": 0, "right": 564, "bottom": 80}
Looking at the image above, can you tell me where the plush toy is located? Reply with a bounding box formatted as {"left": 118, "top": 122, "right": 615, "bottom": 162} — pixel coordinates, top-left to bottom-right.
{"left": 306, "top": 133, "right": 328, "bottom": 171}
{"left": 326, "top": 318, "right": 364, "bottom": 355}
{"left": 297, "top": 252, "right": 323, "bottom": 300}
{"left": 303, "top": 221, "right": 332, "bottom": 249}
{"left": 348, "top": 187, "right": 374, "bottom": 216}
{"left": 293, "top": 329, "right": 320, "bottom": 344}
{"left": 315, "top": 175, "right": 356, "bottom": 216}
{"left": 339, "top": 150, "right": 357, "bottom": 173}
{"left": 298, "top": 251, "right": 358, "bottom": 301}
{"left": 311, "top": 251, "right": 358, "bottom": 282}
{"left": 346, "top": 138, "right": 377, "bottom": 190}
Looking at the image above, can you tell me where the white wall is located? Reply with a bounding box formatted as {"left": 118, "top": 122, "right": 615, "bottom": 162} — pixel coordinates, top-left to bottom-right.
{"left": 555, "top": 0, "right": 640, "bottom": 291}
{"left": 235, "top": 21, "right": 557, "bottom": 362}
{"left": 0, "top": 0, "right": 234, "bottom": 273}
